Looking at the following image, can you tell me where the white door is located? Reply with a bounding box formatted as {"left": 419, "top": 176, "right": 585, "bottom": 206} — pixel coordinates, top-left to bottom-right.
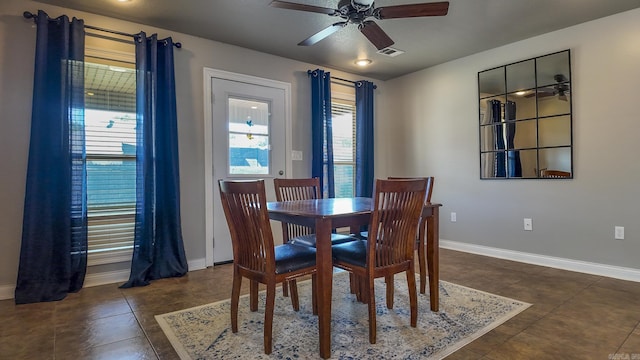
{"left": 204, "top": 70, "right": 291, "bottom": 265}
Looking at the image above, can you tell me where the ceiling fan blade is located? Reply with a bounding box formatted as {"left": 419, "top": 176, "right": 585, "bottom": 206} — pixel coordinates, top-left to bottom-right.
{"left": 377, "top": 1, "right": 449, "bottom": 19}
{"left": 298, "top": 22, "right": 346, "bottom": 46}
{"left": 525, "top": 88, "right": 554, "bottom": 98}
{"left": 360, "top": 21, "right": 394, "bottom": 50}
{"left": 269, "top": 0, "right": 337, "bottom": 15}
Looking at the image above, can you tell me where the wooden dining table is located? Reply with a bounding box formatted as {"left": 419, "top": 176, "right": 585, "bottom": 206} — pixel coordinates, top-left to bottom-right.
{"left": 267, "top": 197, "right": 442, "bottom": 359}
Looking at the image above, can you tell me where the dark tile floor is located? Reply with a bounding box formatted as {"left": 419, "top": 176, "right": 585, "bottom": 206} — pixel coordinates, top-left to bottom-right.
{"left": 1, "top": 249, "right": 639, "bottom": 359}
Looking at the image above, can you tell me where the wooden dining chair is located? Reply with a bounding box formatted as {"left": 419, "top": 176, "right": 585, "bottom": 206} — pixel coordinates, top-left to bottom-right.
{"left": 389, "top": 176, "right": 434, "bottom": 294}
{"left": 361, "top": 176, "right": 435, "bottom": 294}
{"left": 274, "top": 177, "right": 356, "bottom": 297}
{"left": 218, "top": 179, "right": 318, "bottom": 354}
{"left": 332, "top": 178, "right": 427, "bottom": 344}
{"left": 541, "top": 169, "right": 571, "bottom": 178}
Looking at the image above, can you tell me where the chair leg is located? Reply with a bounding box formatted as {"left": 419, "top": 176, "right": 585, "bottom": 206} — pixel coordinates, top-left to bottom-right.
{"left": 349, "top": 273, "right": 357, "bottom": 294}
{"left": 311, "top": 274, "right": 318, "bottom": 315}
{"left": 418, "top": 219, "right": 427, "bottom": 294}
{"left": 250, "top": 280, "right": 259, "bottom": 312}
{"left": 231, "top": 268, "right": 242, "bottom": 333}
{"left": 367, "top": 276, "right": 377, "bottom": 344}
{"left": 289, "top": 279, "right": 300, "bottom": 311}
{"left": 282, "top": 280, "right": 289, "bottom": 297}
{"left": 406, "top": 267, "right": 418, "bottom": 328}
{"left": 353, "top": 274, "right": 361, "bottom": 301}
{"left": 385, "top": 275, "right": 394, "bottom": 309}
{"left": 264, "top": 282, "right": 276, "bottom": 354}
{"left": 356, "top": 275, "right": 366, "bottom": 303}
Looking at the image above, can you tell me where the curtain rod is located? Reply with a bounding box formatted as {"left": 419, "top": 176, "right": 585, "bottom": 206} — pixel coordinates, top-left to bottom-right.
{"left": 333, "top": 76, "right": 377, "bottom": 89}
{"left": 332, "top": 76, "right": 356, "bottom": 84}
{"left": 308, "top": 71, "right": 377, "bottom": 89}
{"left": 23, "top": 11, "right": 182, "bottom": 48}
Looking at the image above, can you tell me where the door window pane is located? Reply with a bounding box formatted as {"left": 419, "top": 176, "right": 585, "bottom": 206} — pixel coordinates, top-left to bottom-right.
{"left": 228, "top": 98, "right": 270, "bottom": 175}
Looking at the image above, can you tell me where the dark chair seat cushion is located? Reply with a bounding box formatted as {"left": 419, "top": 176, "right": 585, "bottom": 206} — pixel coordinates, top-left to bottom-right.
{"left": 274, "top": 243, "right": 317, "bottom": 274}
{"left": 290, "top": 233, "right": 356, "bottom": 247}
{"left": 331, "top": 239, "right": 367, "bottom": 267}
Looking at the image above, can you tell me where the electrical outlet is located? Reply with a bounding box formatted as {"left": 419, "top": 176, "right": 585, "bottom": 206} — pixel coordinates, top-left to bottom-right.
{"left": 524, "top": 218, "right": 533, "bottom": 231}
{"left": 615, "top": 226, "right": 624, "bottom": 240}
{"left": 450, "top": 212, "right": 457, "bottom": 222}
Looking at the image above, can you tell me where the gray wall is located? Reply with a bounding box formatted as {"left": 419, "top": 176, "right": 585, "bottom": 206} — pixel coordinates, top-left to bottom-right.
{"left": 384, "top": 8, "right": 640, "bottom": 270}
{"left": 2, "top": 0, "right": 638, "bottom": 296}
{"left": 0, "top": 0, "right": 388, "bottom": 291}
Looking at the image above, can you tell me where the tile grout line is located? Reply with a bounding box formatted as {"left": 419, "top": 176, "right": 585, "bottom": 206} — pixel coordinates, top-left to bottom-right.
{"left": 121, "top": 289, "right": 162, "bottom": 359}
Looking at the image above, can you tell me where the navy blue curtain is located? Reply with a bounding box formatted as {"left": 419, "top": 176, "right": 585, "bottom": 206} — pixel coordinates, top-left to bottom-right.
{"left": 121, "top": 33, "right": 188, "bottom": 288}
{"left": 15, "top": 11, "right": 87, "bottom": 304}
{"left": 308, "top": 69, "right": 335, "bottom": 198}
{"left": 355, "top": 80, "right": 375, "bottom": 197}
{"left": 491, "top": 100, "right": 506, "bottom": 177}
{"left": 505, "top": 101, "right": 522, "bottom": 177}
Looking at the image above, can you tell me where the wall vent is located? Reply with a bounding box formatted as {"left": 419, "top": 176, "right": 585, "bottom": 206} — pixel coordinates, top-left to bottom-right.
{"left": 376, "top": 47, "right": 405, "bottom": 57}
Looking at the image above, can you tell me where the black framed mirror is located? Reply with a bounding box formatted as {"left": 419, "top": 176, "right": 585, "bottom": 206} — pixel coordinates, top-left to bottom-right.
{"left": 478, "top": 50, "right": 573, "bottom": 179}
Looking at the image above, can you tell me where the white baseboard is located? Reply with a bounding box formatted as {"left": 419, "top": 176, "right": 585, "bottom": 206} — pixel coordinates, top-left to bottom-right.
{"left": 441, "top": 239, "right": 640, "bottom": 282}
{"left": 188, "top": 257, "right": 207, "bottom": 271}
{"left": 0, "top": 285, "right": 14, "bottom": 301}
{"left": 5, "top": 244, "right": 637, "bottom": 301}
{"left": 0, "top": 257, "right": 209, "bottom": 301}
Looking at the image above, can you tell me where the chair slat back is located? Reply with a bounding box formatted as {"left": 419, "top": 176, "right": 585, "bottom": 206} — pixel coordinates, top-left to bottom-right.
{"left": 273, "top": 178, "right": 321, "bottom": 240}
{"left": 218, "top": 179, "right": 274, "bottom": 273}
{"left": 368, "top": 179, "right": 427, "bottom": 268}
{"left": 388, "top": 176, "right": 434, "bottom": 203}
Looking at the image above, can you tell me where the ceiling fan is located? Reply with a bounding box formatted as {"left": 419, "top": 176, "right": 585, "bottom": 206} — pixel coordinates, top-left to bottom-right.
{"left": 269, "top": 0, "right": 449, "bottom": 50}
{"left": 525, "top": 74, "right": 570, "bottom": 101}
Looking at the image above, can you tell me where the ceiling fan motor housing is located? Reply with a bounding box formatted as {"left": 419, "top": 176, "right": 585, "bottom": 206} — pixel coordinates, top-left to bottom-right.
{"left": 350, "top": 0, "right": 375, "bottom": 11}
{"left": 338, "top": 0, "right": 375, "bottom": 24}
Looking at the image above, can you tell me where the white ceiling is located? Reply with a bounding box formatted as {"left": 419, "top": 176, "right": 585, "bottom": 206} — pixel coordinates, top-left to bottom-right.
{"left": 35, "top": 0, "right": 640, "bottom": 81}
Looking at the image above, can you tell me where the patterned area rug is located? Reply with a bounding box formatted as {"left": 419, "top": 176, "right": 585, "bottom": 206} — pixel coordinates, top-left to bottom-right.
{"left": 156, "top": 272, "right": 530, "bottom": 359}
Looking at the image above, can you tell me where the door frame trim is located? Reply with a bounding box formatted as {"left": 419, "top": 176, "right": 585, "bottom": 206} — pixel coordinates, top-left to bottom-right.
{"left": 203, "top": 68, "right": 292, "bottom": 267}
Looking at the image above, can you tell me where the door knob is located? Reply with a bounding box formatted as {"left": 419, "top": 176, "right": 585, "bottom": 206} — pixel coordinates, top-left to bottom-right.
{"left": 279, "top": 170, "right": 284, "bottom": 175}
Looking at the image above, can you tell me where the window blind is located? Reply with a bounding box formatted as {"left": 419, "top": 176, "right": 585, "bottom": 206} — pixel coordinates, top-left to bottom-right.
{"left": 331, "top": 100, "right": 356, "bottom": 198}
{"left": 85, "top": 57, "right": 137, "bottom": 264}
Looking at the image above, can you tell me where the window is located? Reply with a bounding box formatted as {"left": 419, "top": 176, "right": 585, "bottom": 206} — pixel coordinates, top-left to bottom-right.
{"left": 85, "top": 47, "right": 137, "bottom": 265}
{"left": 331, "top": 93, "right": 356, "bottom": 198}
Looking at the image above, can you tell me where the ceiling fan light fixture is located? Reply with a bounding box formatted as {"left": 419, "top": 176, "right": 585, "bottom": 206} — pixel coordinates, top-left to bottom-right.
{"left": 351, "top": 0, "right": 374, "bottom": 10}
{"left": 355, "top": 59, "right": 372, "bottom": 67}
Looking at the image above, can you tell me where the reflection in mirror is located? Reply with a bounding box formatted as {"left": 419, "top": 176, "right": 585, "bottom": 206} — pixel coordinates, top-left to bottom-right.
{"left": 539, "top": 147, "right": 571, "bottom": 177}
{"left": 513, "top": 120, "right": 537, "bottom": 149}
{"left": 506, "top": 93, "right": 536, "bottom": 120}
{"left": 538, "top": 84, "right": 571, "bottom": 117}
{"left": 539, "top": 116, "right": 571, "bottom": 147}
{"left": 479, "top": 67, "right": 505, "bottom": 96}
{"left": 537, "top": 52, "right": 571, "bottom": 87}
{"left": 478, "top": 50, "right": 572, "bottom": 179}
{"left": 506, "top": 59, "right": 535, "bottom": 93}
{"left": 518, "top": 149, "right": 538, "bottom": 178}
